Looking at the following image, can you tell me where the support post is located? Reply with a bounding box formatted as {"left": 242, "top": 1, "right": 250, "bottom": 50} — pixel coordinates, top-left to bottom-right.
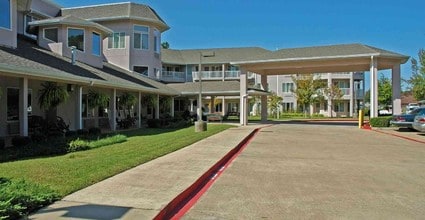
{"left": 155, "top": 94, "right": 160, "bottom": 119}
{"left": 110, "top": 89, "right": 117, "bottom": 131}
{"left": 392, "top": 64, "right": 402, "bottom": 115}
{"left": 370, "top": 56, "right": 378, "bottom": 118}
{"left": 75, "top": 85, "right": 83, "bottom": 130}
{"left": 349, "top": 72, "right": 354, "bottom": 117}
{"left": 170, "top": 97, "right": 175, "bottom": 117}
{"left": 327, "top": 73, "right": 333, "bottom": 117}
{"left": 222, "top": 97, "right": 226, "bottom": 116}
{"left": 19, "top": 77, "right": 28, "bottom": 136}
{"left": 138, "top": 92, "right": 142, "bottom": 128}
{"left": 260, "top": 74, "right": 268, "bottom": 122}
{"left": 210, "top": 96, "right": 215, "bottom": 113}
{"left": 240, "top": 70, "right": 248, "bottom": 125}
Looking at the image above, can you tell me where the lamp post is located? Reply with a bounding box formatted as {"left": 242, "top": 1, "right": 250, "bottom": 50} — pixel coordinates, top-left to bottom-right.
{"left": 195, "top": 51, "right": 214, "bottom": 132}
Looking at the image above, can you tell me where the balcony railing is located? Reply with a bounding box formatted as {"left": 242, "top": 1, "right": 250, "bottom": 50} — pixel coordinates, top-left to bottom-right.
{"left": 192, "top": 70, "right": 245, "bottom": 80}
{"left": 340, "top": 88, "right": 350, "bottom": 96}
{"left": 158, "top": 71, "right": 186, "bottom": 82}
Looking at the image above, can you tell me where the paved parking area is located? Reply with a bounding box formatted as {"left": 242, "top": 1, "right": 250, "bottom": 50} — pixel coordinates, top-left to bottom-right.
{"left": 184, "top": 123, "right": 425, "bottom": 219}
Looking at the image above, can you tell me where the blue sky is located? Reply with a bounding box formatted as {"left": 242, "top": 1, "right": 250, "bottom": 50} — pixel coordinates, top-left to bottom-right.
{"left": 56, "top": 0, "right": 425, "bottom": 90}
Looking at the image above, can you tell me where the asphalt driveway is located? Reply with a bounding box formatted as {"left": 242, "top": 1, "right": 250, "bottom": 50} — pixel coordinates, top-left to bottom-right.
{"left": 184, "top": 123, "right": 425, "bottom": 219}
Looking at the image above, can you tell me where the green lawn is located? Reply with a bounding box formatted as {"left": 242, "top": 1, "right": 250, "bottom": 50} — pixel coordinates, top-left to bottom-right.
{"left": 0, "top": 124, "right": 233, "bottom": 197}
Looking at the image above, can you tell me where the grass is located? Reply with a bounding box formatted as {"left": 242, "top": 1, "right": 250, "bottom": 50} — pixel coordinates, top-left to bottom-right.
{"left": 0, "top": 124, "right": 233, "bottom": 197}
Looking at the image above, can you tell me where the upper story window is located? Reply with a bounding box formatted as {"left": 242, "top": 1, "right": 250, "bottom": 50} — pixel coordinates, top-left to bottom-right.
{"left": 0, "top": 0, "right": 11, "bottom": 30}
{"left": 134, "top": 25, "right": 149, "bottom": 50}
{"left": 134, "top": 66, "right": 148, "bottom": 76}
{"left": 68, "top": 28, "right": 85, "bottom": 51}
{"left": 282, "top": 83, "right": 294, "bottom": 93}
{"left": 24, "top": 15, "right": 38, "bottom": 39}
{"left": 108, "top": 32, "right": 125, "bottom": 49}
{"left": 154, "top": 29, "right": 160, "bottom": 53}
{"left": 92, "top": 32, "right": 101, "bottom": 56}
{"left": 43, "top": 28, "right": 58, "bottom": 42}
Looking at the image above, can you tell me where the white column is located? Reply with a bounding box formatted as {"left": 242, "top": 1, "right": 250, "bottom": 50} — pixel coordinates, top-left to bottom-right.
{"left": 170, "top": 97, "right": 175, "bottom": 117}
{"left": 75, "top": 85, "right": 83, "bottom": 130}
{"left": 155, "top": 94, "right": 160, "bottom": 119}
{"left": 260, "top": 74, "right": 268, "bottom": 122}
{"left": 370, "top": 56, "right": 378, "bottom": 118}
{"left": 210, "top": 96, "right": 215, "bottom": 113}
{"left": 189, "top": 99, "right": 194, "bottom": 112}
{"left": 240, "top": 69, "right": 248, "bottom": 125}
{"left": 110, "top": 89, "right": 117, "bottom": 131}
{"left": 327, "top": 73, "right": 333, "bottom": 117}
{"left": 19, "top": 77, "right": 28, "bottom": 136}
{"left": 138, "top": 92, "right": 142, "bottom": 128}
{"left": 222, "top": 97, "right": 226, "bottom": 116}
{"left": 392, "top": 64, "right": 402, "bottom": 115}
{"left": 349, "top": 72, "right": 354, "bottom": 117}
{"left": 222, "top": 64, "right": 225, "bottom": 81}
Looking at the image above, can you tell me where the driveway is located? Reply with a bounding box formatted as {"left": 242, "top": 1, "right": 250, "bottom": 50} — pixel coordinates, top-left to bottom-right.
{"left": 184, "top": 123, "right": 425, "bottom": 219}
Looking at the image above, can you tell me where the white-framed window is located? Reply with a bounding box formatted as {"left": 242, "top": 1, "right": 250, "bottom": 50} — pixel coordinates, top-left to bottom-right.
{"left": 67, "top": 28, "right": 85, "bottom": 51}
{"left": 24, "top": 15, "right": 38, "bottom": 39}
{"left": 133, "top": 66, "right": 148, "bottom": 76}
{"left": 43, "top": 28, "right": 58, "bottom": 42}
{"left": 7, "top": 88, "right": 32, "bottom": 121}
{"left": 282, "top": 83, "right": 294, "bottom": 93}
{"left": 282, "top": 102, "right": 294, "bottom": 112}
{"left": 0, "top": 0, "right": 11, "bottom": 30}
{"left": 334, "top": 102, "right": 345, "bottom": 112}
{"left": 92, "top": 32, "right": 101, "bottom": 56}
{"left": 154, "top": 28, "right": 160, "bottom": 53}
{"left": 134, "top": 25, "right": 149, "bottom": 50}
{"left": 108, "top": 32, "right": 125, "bottom": 49}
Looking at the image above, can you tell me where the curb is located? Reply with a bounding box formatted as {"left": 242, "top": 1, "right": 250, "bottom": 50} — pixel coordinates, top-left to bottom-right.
{"left": 153, "top": 127, "right": 263, "bottom": 220}
{"left": 372, "top": 129, "right": 425, "bottom": 144}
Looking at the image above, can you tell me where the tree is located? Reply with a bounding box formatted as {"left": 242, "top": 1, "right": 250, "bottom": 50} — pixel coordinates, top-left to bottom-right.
{"left": 267, "top": 92, "right": 283, "bottom": 119}
{"left": 119, "top": 92, "right": 137, "bottom": 118}
{"left": 87, "top": 90, "right": 110, "bottom": 109}
{"left": 378, "top": 74, "right": 392, "bottom": 106}
{"left": 323, "top": 84, "right": 343, "bottom": 118}
{"left": 292, "top": 74, "right": 326, "bottom": 117}
{"left": 407, "top": 49, "right": 425, "bottom": 101}
{"left": 161, "top": 42, "right": 170, "bottom": 49}
{"left": 38, "top": 82, "right": 69, "bottom": 124}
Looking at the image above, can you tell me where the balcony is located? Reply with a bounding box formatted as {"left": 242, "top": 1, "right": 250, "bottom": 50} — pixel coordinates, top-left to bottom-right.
{"left": 192, "top": 70, "right": 253, "bottom": 81}
{"left": 340, "top": 88, "right": 350, "bottom": 96}
{"left": 158, "top": 71, "right": 186, "bottom": 82}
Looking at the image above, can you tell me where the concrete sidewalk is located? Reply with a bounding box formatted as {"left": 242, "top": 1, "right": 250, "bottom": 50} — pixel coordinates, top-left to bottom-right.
{"left": 30, "top": 125, "right": 261, "bottom": 220}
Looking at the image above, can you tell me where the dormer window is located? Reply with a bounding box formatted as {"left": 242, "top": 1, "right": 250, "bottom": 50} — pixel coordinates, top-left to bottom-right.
{"left": 68, "top": 28, "right": 85, "bottom": 51}
{"left": 43, "top": 28, "right": 58, "bottom": 42}
{"left": 134, "top": 25, "right": 149, "bottom": 50}
{"left": 108, "top": 32, "right": 125, "bottom": 49}
{"left": 92, "top": 32, "right": 101, "bottom": 56}
{"left": 0, "top": 0, "right": 11, "bottom": 30}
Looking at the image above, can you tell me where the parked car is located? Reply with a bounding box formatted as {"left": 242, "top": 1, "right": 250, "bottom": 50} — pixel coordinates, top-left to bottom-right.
{"left": 412, "top": 115, "right": 425, "bottom": 132}
{"left": 390, "top": 107, "right": 425, "bottom": 129}
{"left": 406, "top": 103, "right": 419, "bottom": 114}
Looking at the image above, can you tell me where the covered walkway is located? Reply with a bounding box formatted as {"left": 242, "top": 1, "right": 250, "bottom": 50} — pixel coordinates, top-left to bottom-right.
{"left": 231, "top": 43, "right": 409, "bottom": 125}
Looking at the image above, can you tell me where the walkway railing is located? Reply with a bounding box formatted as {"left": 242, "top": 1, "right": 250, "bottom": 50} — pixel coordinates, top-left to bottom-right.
{"left": 158, "top": 71, "right": 186, "bottom": 82}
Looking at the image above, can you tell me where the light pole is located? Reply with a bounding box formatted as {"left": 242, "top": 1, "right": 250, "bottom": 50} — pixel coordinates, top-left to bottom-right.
{"left": 195, "top": 51, "right": 215, "bottom": 132}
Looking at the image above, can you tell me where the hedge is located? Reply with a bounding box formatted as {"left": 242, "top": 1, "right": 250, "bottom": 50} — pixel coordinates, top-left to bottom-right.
{"left": 369, "top": 116, "right": 392, "bottom": 127}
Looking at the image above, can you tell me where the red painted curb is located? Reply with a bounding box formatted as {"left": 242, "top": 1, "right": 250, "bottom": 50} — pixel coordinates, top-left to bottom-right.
{"left": 153, "top": 127, "right": 264, "bottom": 220}
{"left": 372, "top": 129, "right": 425, "bottom": 144}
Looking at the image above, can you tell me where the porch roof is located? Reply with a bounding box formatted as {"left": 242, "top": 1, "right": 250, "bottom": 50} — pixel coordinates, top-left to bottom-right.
{"left": 168, "top": 81, "right": 269, "bottom": 96}
{"left": 0, "top": 37, "right": 178, "bottom": 95}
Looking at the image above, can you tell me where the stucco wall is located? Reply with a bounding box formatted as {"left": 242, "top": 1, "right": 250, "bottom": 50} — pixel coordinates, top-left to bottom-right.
{"left": 100, "top": 20, "right": 131, "bottom": 70}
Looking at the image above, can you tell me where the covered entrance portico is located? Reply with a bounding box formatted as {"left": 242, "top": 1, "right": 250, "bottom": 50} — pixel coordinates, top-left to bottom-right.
{"left": 232, "top": 44, "right": 409, "bottom": 125}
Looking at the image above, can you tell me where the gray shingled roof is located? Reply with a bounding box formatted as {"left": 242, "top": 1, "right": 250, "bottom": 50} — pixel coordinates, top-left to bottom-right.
{"left": 232, "top": 43, "right": 409, "bottom": 64}
{"left": 29, "top": 15, "right": 113, "bottom": 34}
{"left": 161, "top": 47, "right": 271, "bottom": 65}
{"left": 168, "top": 81, "right": 268, "bottom": 96}
{"left": 62, "top": 2, "right": 169, "bottom": 32}
{"left": 0, "top": 37, "right": 178, "bottom": 95}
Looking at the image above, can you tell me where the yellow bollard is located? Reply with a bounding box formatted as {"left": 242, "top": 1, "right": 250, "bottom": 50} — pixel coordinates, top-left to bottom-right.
{"left": 358, "top": 110, "right": 364, "bottom": 128}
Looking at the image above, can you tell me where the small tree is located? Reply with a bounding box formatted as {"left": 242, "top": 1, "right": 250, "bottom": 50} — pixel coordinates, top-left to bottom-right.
{"left": 38, "top": 82, "right": 69, "bottom": 124}
{"left": 407, "top": 49, "right": 425, "bottom": 101}
{"left": 378, "top": 74, "right": 392, "bottom": 106}
{"left": 159, "top": 96, "right": 172, "bottom": 115}
{"left": 267, "top": 92, "right": 283, "bottom": 119}
{"left": 292, "top": 74, "right": 326, "bottom": 117}
{"left": 324, "top": 84, "right": 343, "bottom": 118}
{"left": 119, "top": 92, "right": 137, "bottom": 118}
{"left": 161, "top": 42, "right": 170, "bottom": 49}
{"left": 88, "top": 90, "right": 110, "bottom": 116}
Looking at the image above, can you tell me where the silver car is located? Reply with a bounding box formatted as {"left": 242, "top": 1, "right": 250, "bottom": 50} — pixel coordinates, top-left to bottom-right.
{"left": 412, "top": 115, "right": 425, "bottom": 132}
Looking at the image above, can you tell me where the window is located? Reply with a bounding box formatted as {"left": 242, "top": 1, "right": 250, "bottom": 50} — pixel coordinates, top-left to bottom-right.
{"left": 43, "top": 28, "right": 58, "bottom": 42}
{"left": 174, "top": 99, "right": 186, "bottom": 112}
{"left": 0, "top": 0, "right": 11, "bottom": 29}
{"left": 134, "top": 25, "right": 149, "bottom": 50}
{"left": 68, "top": 28, "right": 85, "bottom": 51}
{"left": 133, "top": 66, "right": 148, "bottom": 76}
{"left": 108, "top": 32, "right": 125, "bottom": 49}
{"left": 92, "top": 32, "right": 101, "bottom": 56}
{"left": 334, "top": 102, "right": 345, "bottom": 112}
{"left": 154, "top": 29, "right": 160, "bottom": 53}
{"left": 7, "top": 88, "right": 32, "bottom": 121}
{"left": 282, "top": 83, "right": 294, "bottom": 93}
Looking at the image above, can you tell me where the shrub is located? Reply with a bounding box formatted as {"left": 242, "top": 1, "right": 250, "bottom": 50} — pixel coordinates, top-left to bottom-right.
{"left": 76, "top": 129, "right": 89, "bottom": 136}
{"left": 88, "top": 127, "right": 101, "bottom": 136}
{"left": 0, "top": 177, "right": 59, "bottom": 220}
{"left": 147, "top": 119, "right": 161, "bottom": 128}
{"left": 0, "top": 138, "right": 5, "bottom": 150}
{"left": 11, "top": 136, "right": 31, "bottom": 148}
{"left": 31, "top": 130, "right": 46, "bottom": 143}
{"left": 369, "top": 116, "right": 392, "bottom": 127}
{"left": 88, "top": 135, "right": 127, "bottom": 149}
{"left": 65, "top": 130, "right": 77, "bottom": 138}
{"left": 68, "top": 138, "right": 90, "bottom": 152}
